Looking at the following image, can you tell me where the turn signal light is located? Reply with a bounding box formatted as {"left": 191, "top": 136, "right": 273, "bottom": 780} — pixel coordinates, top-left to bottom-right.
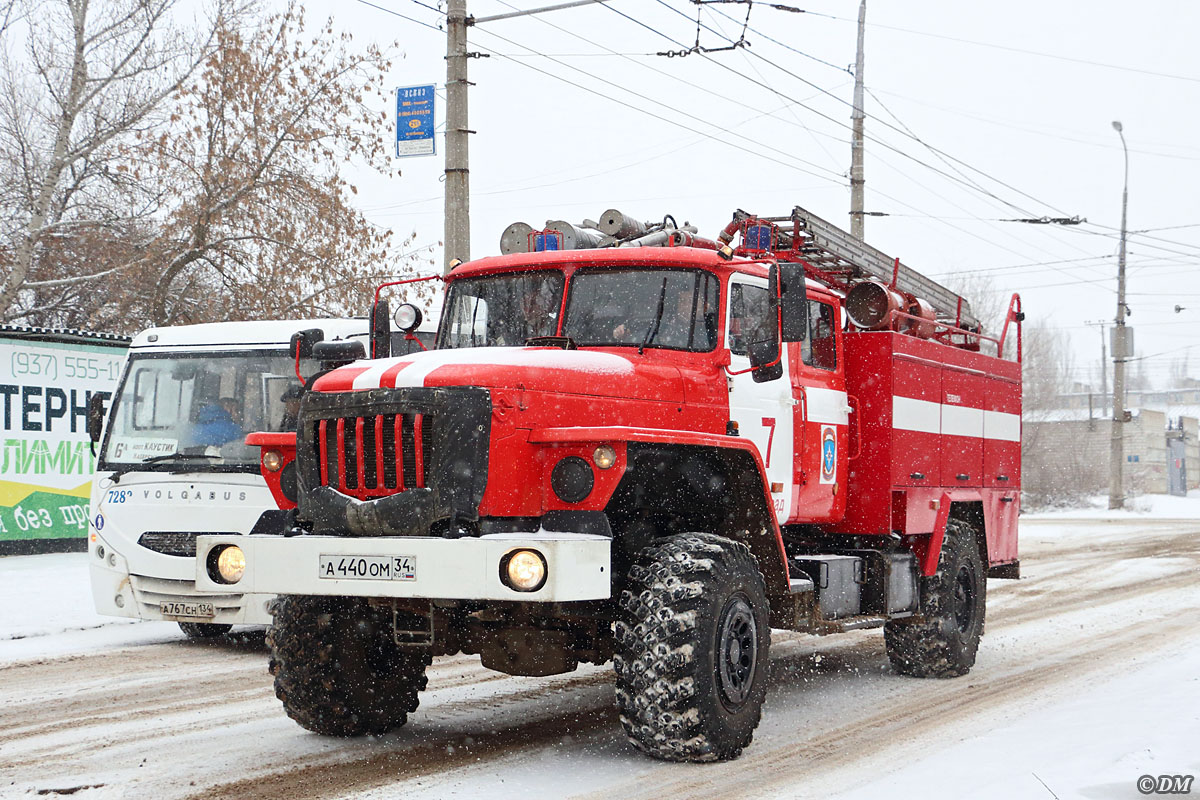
{"left": 263, "top": 450, "right": 284, "bottom": 472}
{"left": 592, "top": 444, "right": 616, "bottom": 470}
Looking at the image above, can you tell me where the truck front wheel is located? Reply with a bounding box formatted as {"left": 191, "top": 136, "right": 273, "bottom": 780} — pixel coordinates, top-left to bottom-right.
{"left": 178, "top": 622, "right": 232, "bottom": 639}
{"left": 614, "top": 532, "right": 770, "bottom": 762}
{"left": 884, "top": 519, "right": 986, "bottom": 678}
{"left": 267, "top": 595, "right": 430, "bottom": 736}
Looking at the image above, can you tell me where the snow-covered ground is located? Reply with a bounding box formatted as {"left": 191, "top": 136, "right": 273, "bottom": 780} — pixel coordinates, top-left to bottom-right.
{"left": 1, "top": 504, "right": 1198, "bottom": 800}
{"left": 1023, "top": 489, "right": 1200, "bottom": 520}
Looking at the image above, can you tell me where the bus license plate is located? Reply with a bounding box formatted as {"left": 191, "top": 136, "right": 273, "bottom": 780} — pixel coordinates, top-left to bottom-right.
{"left": 319, "top": 555, "right": 416, "bottom": 581}
{"left": 160, "top": 601, "right": 215, "bottom": 619}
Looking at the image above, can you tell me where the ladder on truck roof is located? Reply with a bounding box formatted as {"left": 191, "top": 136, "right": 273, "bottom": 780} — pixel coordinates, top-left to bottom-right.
{"left": 746, "top": 205, "right": 977, "bottom": 330}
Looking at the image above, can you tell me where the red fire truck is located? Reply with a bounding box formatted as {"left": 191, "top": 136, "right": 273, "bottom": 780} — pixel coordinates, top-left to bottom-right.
{"left": 195, "top": 205, "right": 1023, "bottom": 762}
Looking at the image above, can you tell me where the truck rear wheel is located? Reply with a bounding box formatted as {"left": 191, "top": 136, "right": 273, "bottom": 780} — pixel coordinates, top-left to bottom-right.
{"left": 884, "top": 519, "right": 985, "bottom": 678}
{"left": 614, "top": 532, "right": 770, "bottom": 762}
{"left": 267, "top": 595, "right": 430, "bottom": 736}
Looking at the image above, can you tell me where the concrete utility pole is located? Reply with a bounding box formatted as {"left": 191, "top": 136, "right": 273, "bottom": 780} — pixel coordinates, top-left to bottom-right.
{"left": 444, "top": 0, "right": 471, "bottom": 272}
{"left": 442, "top": 0, "right": 615, "bottom": 273}
{"left": 1086, "top": 320, "right": 1109, "bottom": 412}
{"left": 849, "top": 0, "right": 866, "bottom": 240}
{"left": 1109, "top": 120, "right": 1130, "bottom": 510}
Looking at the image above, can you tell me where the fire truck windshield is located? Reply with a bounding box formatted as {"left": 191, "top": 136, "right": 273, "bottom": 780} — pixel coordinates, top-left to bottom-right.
{"left": 563, "top": 268, "right": 719, "bottom": 352}
{"left": 438, "top": 270, "right": 564, "bottom": 348}
{"left": 437, "top": 267, "right": 720, "bottom": 352}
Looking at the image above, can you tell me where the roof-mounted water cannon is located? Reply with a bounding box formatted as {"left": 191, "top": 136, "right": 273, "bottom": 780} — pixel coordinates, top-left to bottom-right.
{"left": 500, "top": 219, "right": 606, "bottom": 254}
{"left": 598, "top": 209, "right": 647, "bottom": 239}
{"left": 845, "top": 280, "right": 938, "bottom": 339}
{"left": 499, "top": 211, "right": 717, "bottom": 254}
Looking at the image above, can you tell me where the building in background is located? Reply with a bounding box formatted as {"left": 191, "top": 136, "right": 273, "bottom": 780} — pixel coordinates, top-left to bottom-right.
{"left": 1023, "top": 395, "right": 1200, "bottom": 507}
{"left": 1, "top": 326, "right": 129, "bottom": 555}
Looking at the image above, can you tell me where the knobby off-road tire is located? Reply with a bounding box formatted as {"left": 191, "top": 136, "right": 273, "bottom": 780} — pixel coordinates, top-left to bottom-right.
{"left": 884, "top": 519, "right": 986, "bottom": 678}
{"left": 614, "top": 532, "right": 771, "bottom": 762}
{"left": 178, "top": 621, "right": 232, "bottom": 639}
{"left": 266, "top": 595, "right": 430, "bottom": 736}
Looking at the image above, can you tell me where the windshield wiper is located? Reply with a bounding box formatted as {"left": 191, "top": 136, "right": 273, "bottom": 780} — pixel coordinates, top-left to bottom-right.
{"left": 640, "top": 278, "right": 668, "bottom": 355}
{"left": 108, "top": 453, "right": 220, "bottom": 483}
{"left": 142, "top": 453, "right": 220, "bottom": 465}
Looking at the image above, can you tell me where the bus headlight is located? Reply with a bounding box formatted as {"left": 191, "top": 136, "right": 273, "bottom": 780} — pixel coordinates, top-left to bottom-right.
{"left": 262, "top": 450, "right": 284, "bottom": 472}
{"left": 501, "top": 549, "right": 547, "bottom": 592}
{"left": 208, "top": 545, "right": 246, "bottom": 584}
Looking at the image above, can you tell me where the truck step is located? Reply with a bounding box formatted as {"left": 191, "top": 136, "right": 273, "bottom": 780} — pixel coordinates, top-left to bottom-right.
{"left": 392, "top": 608, "right": 434, "bottom": 647}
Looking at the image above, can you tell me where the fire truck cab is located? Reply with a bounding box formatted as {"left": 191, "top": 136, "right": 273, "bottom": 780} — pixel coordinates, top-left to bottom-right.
{"left": 195, "top": 205, "right": 1023, "bottom": 763}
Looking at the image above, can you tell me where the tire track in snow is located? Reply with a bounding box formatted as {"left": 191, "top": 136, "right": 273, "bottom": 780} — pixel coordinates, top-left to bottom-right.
{"left": 4, "top": 520, "right": 1197, "bottom": 799}
{"left": 572, "top": 610, "right": 1200, "bottom": 800}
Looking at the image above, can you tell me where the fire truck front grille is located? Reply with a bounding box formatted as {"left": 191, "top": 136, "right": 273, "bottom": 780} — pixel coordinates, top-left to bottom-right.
{"left": 315, "top": 413, "right": 427, "bottom": 500}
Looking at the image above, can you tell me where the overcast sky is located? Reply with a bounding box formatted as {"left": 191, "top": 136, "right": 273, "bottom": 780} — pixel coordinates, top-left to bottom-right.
{"left": 303, "top": 0, "right": 1200, "bottom": 389}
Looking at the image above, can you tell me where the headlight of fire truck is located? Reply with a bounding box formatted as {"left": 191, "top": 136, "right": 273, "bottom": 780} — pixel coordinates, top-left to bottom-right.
{"left": 207, "top": 545, "right": 246, "bottom": 584}
{"left": 501, "top": 549, "right": 547, "bottom": 592}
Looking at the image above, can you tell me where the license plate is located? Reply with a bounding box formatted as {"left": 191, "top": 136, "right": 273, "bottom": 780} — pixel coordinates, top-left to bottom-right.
{"left": 159, "top": 601, "right": 215, "bottom": 619}
{"left": 319, "top": 555, "right": 416, "bottom": 581}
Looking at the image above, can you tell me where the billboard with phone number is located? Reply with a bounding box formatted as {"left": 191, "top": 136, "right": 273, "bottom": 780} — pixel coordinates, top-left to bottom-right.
{"left": 0, "top": 332, "right": 127, "bottom": 550}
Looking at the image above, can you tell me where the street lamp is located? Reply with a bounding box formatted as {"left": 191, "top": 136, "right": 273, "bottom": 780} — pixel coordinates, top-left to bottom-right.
{"left": 1109, "top": 120, "right": 1129, "bottom": 510}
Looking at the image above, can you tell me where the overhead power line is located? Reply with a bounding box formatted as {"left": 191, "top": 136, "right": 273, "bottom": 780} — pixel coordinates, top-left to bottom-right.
{"left": 353, "top": 0, "right": 443, "bottom": 32}
{"left": 473, "top": 6, "right": 1073, "bottom": 266}
{"left": 810, "top": 11, "right": 1200, "bottom": 86}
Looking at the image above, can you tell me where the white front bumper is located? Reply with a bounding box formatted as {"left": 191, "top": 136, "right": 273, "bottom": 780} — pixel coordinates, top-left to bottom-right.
{"left": 89, "top": 562, "right": 276, "bottom": 624}
{"left": 195, "top": 532, "right": 612, "bottom": 602}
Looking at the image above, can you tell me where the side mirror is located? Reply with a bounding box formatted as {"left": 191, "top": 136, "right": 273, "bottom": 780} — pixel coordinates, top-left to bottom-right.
{"left": 748, "top": 266, "right": 785, "bottom": 382}
{"left": 748, "top": 339, "right": 783, "bottom": 382}
{"left": 290, "top": 328, "right": 324, "bottom": 360}
{"left": 778, "top": 262, "right": 808, "bottom": 342}
{"left": 86, "top": 393, "right": 107, "bottom": 444}
{"left": 313, "top": 339, "right": 366, "bottom": 370}
{"left": 370, "top": 298, "right": 391, "bottom": 359}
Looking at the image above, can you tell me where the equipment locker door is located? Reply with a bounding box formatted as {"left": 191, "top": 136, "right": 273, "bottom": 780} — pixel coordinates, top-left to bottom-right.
{"left": 726, "top": 277, "right": 795, "bottom": 524}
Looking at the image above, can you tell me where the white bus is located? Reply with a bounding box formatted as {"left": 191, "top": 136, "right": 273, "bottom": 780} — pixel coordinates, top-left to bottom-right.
{"left": 87, "top": 319, "right": 374, "bottom": 636}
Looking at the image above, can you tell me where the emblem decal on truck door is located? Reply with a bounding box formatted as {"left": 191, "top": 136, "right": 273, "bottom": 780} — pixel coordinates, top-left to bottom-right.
{"left": 820, "top": 426, "right": 837, "bottom": 484}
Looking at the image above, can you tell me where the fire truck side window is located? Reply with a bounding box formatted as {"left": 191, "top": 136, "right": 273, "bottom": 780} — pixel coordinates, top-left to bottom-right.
{"left": 728, "top": 283, "right": 771, "bottom": 356}
{"left": 801, "top": 300, "right": 837, "bottom": 371}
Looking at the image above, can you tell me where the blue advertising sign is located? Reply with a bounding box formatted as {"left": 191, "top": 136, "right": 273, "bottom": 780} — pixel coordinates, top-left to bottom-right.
{"left": 396, "top": 85, "right": 436, "bottom": 158}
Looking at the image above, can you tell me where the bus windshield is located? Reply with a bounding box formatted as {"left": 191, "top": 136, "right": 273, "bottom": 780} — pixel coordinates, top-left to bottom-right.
{"left": 100, "top": 351, "right": 314, "bottom": 469}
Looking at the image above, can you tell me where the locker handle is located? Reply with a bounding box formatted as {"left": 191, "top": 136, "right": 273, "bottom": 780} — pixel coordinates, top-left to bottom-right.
{"left": 996, "top": 474, "right": 1010, "bottom": 481}
{"left": 955, "top": 473, "right": 969, "bottom": 481}
{"left": 1000, "top": 496, "right": 1015, "bottom": 503}
{"left": 909, "top": 472, "right": 925, "bottom": 480}
{"left": 847, "top": 394, "right": 862, "bottom": 461}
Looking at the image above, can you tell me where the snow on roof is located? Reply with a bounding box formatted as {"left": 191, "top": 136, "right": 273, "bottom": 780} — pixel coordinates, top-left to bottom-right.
{"left": 129, "top": 318, "right": 369, "bottom": 351}
{"left": 1030, "top": 405, "right": 1200, "bottom": 425}
{"left": 0, "top": 324, "right": 130, "bottom": 346}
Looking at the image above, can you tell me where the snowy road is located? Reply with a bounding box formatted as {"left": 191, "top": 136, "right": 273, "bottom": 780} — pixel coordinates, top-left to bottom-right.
{"left": 2, "top": 516, "right": 1199, "bottom": 800}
